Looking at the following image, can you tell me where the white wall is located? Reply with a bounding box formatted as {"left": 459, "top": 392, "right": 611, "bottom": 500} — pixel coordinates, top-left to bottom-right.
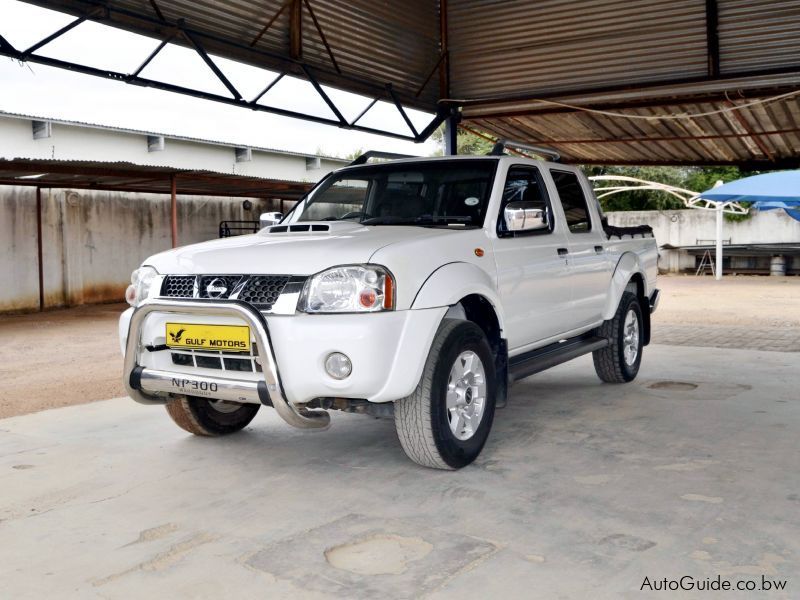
{"left": 0, "top": 186, "right": 279, "bottom": 313}
{"left": 607, "top": 209, "right": 800, "bottom": 272}
{"left": 0, "top": 116, "right": 347, "bottom": 182}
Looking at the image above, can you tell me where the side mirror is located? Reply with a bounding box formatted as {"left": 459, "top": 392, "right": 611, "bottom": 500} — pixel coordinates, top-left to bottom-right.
{"left": 504, "top": 202, "right": 548, "bottom": 232}
{"left": 260, "top": 212, "right": 283, "bottom": 229}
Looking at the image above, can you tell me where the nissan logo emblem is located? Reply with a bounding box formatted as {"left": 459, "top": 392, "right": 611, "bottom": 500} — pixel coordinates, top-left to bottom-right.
{"left": 205, "top": 278, "right": 228, "bottom": 298}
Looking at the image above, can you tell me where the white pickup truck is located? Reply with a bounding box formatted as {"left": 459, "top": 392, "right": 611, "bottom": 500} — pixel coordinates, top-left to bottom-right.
{"left": 120, "top": 144, "right": 659, "bottom": 470}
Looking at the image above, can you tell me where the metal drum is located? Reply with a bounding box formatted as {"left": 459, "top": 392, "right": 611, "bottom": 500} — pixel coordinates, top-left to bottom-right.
{"left": 770, "top": 255, "right": 787, "bottom": 276}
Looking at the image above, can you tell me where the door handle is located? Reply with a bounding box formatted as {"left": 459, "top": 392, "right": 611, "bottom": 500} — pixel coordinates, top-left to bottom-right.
{"left": 594, "top": 245, "right": 604, "bottom": 254}
{"left": 557, "top": 248, "right": 569, "bottom": 257}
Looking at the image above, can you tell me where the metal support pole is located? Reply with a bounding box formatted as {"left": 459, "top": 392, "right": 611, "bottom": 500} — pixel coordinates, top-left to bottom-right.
{"left": 444, "top": 113, "right": 458, "bottom": 155}
{"left": 712, "top": 179, "right": 724, "bottom": 280}
{"left": 715, "top": 204, "right": 723, "bottom": 280}
{"left": 170, "top": 175, "right": 178, "bottom": 248}
{"left": 36, "top": 187, "right": 45, "bottom": 311}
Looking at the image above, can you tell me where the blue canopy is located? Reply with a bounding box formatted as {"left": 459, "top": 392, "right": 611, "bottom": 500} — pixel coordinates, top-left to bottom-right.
{"left": 700, "top": 171, "right": 800, "bottom": 221}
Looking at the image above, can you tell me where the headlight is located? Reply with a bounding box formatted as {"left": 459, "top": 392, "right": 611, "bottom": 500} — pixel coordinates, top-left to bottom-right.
{"left": 125, "top": 266, "right": 158, "bottom": 307}
{"left": 299, "top": 265, "right": 395, "bottom": 313}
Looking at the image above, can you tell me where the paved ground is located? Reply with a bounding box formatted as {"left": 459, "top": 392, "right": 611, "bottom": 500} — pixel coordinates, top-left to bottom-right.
{"left": 1, "top": 345, "right": 798, "bottom": 599}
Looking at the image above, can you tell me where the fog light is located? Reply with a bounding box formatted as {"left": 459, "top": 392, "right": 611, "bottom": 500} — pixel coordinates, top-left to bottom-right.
{"left": 324, "top": 352, "right": 352, "bottom": 380}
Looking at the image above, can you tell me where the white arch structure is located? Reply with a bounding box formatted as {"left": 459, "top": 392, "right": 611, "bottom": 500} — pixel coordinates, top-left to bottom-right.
{"left": 589, "top": 175, "right": 748, "bottom": 280}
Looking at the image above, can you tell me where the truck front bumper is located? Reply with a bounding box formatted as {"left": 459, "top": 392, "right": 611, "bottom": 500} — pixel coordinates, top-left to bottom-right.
{"left": 123, "top": 299, "right": 330, "bottom": 429}
{"left": 121, "top": 299, "right": 447, "bottom": 429}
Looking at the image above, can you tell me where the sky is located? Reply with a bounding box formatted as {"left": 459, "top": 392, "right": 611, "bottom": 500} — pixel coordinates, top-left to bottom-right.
{"left": 0, "top": 0, "right": 440, "bottom": 158}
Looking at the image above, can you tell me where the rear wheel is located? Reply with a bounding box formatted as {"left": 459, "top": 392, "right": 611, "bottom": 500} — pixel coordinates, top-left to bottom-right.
{"left": 593, "top": 291, "right": 644, "bottom": 383}
{"left": 394, "top": 319, "right": 497, "bottom": 470}
{"left": 166, "top": 397, "right": 260, "bottom": 436}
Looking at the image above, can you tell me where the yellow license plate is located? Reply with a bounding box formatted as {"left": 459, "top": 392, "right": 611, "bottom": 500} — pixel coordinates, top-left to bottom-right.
{"left": 165, "top": 323, "right": 251, "bottom": 351}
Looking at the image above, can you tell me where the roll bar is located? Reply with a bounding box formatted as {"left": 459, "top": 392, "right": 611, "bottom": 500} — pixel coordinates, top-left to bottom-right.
{"left": 489, "top": 139, "right": 561, "bottom": 162}
{"left": 348, "top": 150, "right": 418, "bottom": 166}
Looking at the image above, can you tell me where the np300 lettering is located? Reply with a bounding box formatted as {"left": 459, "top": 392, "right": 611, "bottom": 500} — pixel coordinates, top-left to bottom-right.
{"left": 171, "top": 378, "right": 218, "bottom": 393}
{"left": 122, "top": 147, "right": 659, "bottom": 469}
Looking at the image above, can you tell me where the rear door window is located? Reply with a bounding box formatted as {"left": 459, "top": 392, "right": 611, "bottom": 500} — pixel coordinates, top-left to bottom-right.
{"left": 551, "top": 170, "right": 592, "bottom": 233}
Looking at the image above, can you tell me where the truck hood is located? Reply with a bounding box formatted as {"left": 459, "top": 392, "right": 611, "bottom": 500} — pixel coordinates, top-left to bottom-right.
{"left": 145, "top": 222, "right": 465, "bottom": 276}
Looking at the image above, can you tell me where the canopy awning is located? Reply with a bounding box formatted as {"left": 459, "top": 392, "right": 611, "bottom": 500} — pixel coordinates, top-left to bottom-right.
{"left": 0, "top": 159, "right": 312, "bottom": 199}
{"left": 700, "top": 170, "right": 800, "bottom": 221}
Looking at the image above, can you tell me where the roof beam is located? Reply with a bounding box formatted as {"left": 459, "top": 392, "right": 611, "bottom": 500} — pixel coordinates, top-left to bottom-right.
{"left": 250, "top": 0, "right": 291, "bottom": 47}
{"left": 724, "top": 100, "right": 776, "bottom": 162}
{"left": 705, "top": 0, "right": 720, "bottom": 77}
{"left": 14, "top": 0, "right": 434, "bottom": 112}
{"left": 130, "top": 28, "right": 177, "bottom": 79}
{"left": 387, "top": 84, "right": 419, "bottom": 137}
{"left": 182, "top": 28, "right": 242, "bottom": 101}
{"left": 0, "top": 48, "right": 427, "bottom": 141}
{"left": 303, "top": 0, "right": 340, "bottom": 74}
{"left": 21, "top": 12, "right": 89, "bottom": 58}
{"left": 496, "top": 125, "right": 800, "bottom": 146}
{"left": 576, "top": 158, "right": 800, "bottom": 169}
{"left": 456, "top": 66, "right": 800, "bottom": 113}
{"left": 289, "top": 0, "right": 302, "bottom": 60}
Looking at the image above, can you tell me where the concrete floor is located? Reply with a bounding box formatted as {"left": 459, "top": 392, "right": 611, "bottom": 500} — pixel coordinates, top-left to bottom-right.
{"left": 1, "top": 344, "right": 798, "bottom": 599}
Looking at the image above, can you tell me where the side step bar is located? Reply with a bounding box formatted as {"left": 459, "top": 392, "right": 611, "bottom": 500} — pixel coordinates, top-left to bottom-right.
{"left": 508, "top": 334, "right": 609, "bottom": 383}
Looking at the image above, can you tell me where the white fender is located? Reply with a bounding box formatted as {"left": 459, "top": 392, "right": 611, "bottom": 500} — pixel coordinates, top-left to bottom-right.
{"left": 602, "top": 252, "right": 645, "bottom": 320}
{"left": 411, "top": 262, "right": 506, "bottom": 331}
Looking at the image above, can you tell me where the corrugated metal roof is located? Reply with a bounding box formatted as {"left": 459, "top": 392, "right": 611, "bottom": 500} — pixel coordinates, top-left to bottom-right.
{"left": 0, "top": 158, "right": 313, "bottom": 198}
{"left": 22, "top": 0, "right": 442, "bottom": 109}
{"left": 448, "top": 0, "right": 708, "bottom": 99}
{"left": 467, "top": 93, "right": 800, "bottom": 166}
{"left": 718, "top": 0, "right": 800, "bottom": 74}
{"left": 14, "top": 0, "right": 800, "bottom": 167}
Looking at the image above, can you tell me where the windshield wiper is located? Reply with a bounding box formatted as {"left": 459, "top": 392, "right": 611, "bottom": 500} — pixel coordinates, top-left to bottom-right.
{"left": 361, "top": 216, "right": 416, "bottom": 226}
{"left": 361, "top": 215, "right": 475, "bottom": 227}
{"left": 415, "top": 216, "right": 473, "bottom": 225}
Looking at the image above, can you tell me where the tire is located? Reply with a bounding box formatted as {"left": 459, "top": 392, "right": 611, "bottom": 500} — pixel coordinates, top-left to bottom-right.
{"left": 165, "top": 397, "right": 260, "bottom": 436}
{"left": 593, "top": 291, "right": 644, "bottom": 383}
{"left": 394, "top": 319, "right": 497, "bottom": 470}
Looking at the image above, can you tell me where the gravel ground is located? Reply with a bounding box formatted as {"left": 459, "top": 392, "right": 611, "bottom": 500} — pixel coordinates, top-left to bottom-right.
{"left": 0, "top": 275, "right": 797, "bottom": 419}
{"left": 0, "top": 302, "right": 125, "bottom": 419}
{"left": 651, "top": 275, "right": 800, "bottom": 352}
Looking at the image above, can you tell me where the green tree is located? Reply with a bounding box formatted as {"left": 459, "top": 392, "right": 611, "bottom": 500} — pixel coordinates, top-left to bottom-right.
{"left": 343, "top": 147, "right": 364, "bottom": 161}
{"left": 430, "top": 126, "right": 494, "bottom": 156}
{"left": 433, "top": 125, "right": 756, "bottom": 220}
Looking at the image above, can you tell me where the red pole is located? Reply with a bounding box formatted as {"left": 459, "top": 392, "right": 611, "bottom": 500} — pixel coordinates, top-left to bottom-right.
{"left": 170, "top": 175, "right": 178, "bottom": 248}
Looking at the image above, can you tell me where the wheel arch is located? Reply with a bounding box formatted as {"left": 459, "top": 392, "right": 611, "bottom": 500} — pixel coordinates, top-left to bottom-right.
{"left": 603, "top": 252, "right": 651, "bottom": 345}
{"left": 411, "top": 262, "right": 506, "bottom": 332}
{"left": 412, "top": 262, "right": 508, "bottom": 404}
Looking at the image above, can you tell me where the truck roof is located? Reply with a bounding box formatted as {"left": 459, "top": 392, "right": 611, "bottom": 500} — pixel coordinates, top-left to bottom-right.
{"left": 336, "top": 154, "right": 565, "bottom": 173}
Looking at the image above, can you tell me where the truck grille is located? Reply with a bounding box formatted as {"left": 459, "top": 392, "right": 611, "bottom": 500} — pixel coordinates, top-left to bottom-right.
{"left": 163, "top": 275, "right": 195, "bottom": 297}
{"left": 237, "top": 276, "right": 289, "bottom": 308}
{"left": 170, "top": 343, "right": 262, "bottom": 373}
{"left": 160, "top": 274, "right": 294, "bottom": 311}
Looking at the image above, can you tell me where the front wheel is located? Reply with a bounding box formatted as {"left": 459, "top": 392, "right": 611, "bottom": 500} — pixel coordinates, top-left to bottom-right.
{"left": 593, "top": 291, "right": 644, "bottom": 383}
{"left": 166, "top": 397, "right": 260, "bottom": 436}
{"left": 394, "top": 319, "right": 497, "bottom": 470}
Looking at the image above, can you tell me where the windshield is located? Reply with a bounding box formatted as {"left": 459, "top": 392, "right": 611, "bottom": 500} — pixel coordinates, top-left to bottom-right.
{"left": 295, "top": 160, "right": 497, "bottom": 227}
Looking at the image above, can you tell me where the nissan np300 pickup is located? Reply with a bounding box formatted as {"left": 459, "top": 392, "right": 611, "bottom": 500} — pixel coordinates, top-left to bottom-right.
{"left": 120, "top": 144, "right": 659, "bottom": 470}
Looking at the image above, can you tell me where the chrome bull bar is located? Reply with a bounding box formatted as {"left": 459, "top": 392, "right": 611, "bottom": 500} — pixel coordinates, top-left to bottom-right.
{"left": 123, "top": 298, "right": 330, "bottom": 430}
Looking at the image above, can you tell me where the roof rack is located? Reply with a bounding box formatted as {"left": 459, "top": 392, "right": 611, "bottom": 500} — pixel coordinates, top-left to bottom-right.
{"left": 489, "top": 139, "right": 561, "bottom": 162}
{"left": 348, "top": 150, "right": 417, "bottom": 166}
